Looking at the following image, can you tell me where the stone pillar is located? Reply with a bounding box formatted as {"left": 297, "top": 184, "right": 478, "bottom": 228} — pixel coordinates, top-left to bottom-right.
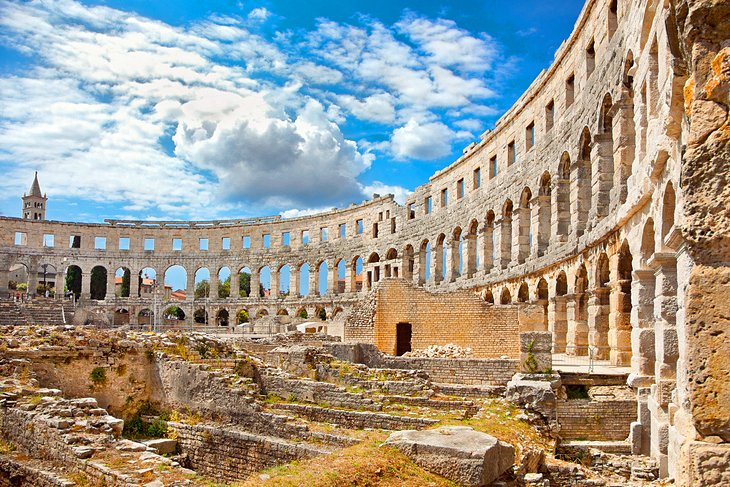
{"left": 412, "top": 257, "right": 421, "bottom": 286}
{"left": 533, "top": 195, "right": 550, "bottom": 256}
{"left": 609, "top": 279, "right": 633, "bottom": 366}
{"left": 495, "top": 217, "right": 512, "bottom": 269}
{"left": 82, "top": 269, "right": 92, "bottom": 300}
{"left": 292, "top": 268, "right": 301, "bottom": 297}
{"left": 513, "top": 207, "right": 530, "bottom": 264}
{"left": 549, "top": 295, "right": 568, "bottom": 353}
{"left": 433, "top": 244, "right": 443, "bottom": 283}
{"left": 612, "top": 96, "right": 634, "bottom": 205}
{"left": 463, "top": 234, "right": 477, "bottom": 278}
{"left": 571, "top": 160, "right": 591, "bottom": 238}
{"left": 446, "top": 238, "right": 459, "bottom": 282}
{"left": 309, "top": 267, "right": 318, "bottom": 296}
{"left": 588, "top": 287, "right": 611, "bottom": 359}
{"left": 591, "top": 132, "right": 613, "bottom": 221}
{"left": 269, "top": 269, "right": 279, "bottom": 299}
{"left": 27, "top": 261, "right": 39, "bottom": 296}
{"left": 250, "top": 272, "right": 261, "bottom": 298}
{"left": 631, "top": 269, "right": 656, "bottom": 379}
{"left": 210, "top": 272, "right": 219, "bottom": 299}
{"left": 565, "top": 293, "right": 588, "bottom": 355}
{"left": 131, "top": 269, "right": 141, "bottom": 298}
{"left": 231, "top": 271, "right": 240, "bottom": 298}
{"left": 328, "top": 264, "right": 338, "bottom": 295}
{"left": 481, "top": 226, "right": 494, "bottom": 273}
{"left": 106, "top": 270, "right": 116, "bottom": 300}
{"left": 553, "top": 178, "right": 570, "bottom": 240}
{"left": 0, "top": 268, "right": 9, "bottom": 297}
{"left": 650, "top": 253, "right": 678, "bottom": 391}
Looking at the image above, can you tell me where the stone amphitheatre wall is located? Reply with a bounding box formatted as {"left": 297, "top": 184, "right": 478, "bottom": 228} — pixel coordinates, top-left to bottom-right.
{"left": 0, "top": 0, "right": 728, "bottom": 483}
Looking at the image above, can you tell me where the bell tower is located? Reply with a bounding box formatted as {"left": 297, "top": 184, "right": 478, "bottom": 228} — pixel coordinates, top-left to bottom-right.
{"left": 22, "top": 171, "right": 47, "bottom": 221}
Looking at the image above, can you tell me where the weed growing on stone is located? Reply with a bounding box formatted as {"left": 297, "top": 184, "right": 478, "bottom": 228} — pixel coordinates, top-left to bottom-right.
{"left": 89, "top": 367, "right": 107, "bottom": 386}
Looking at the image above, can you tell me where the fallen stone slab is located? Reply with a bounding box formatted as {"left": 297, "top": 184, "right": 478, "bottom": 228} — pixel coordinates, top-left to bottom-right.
{"left": 144, "top": 438, "right": 178, "bottom": 455}
{"left": 384, "top": 426, "right": 514, "bottom": 486}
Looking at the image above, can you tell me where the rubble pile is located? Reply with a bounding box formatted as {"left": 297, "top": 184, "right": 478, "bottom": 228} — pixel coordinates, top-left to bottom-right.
{"left": 404, "top": 343, "right": 473, "bottom": 358}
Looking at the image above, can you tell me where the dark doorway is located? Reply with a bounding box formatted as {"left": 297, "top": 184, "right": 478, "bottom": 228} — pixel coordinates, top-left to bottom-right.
{"left": 396, "top": 322, "right": 412, "bottom": 356}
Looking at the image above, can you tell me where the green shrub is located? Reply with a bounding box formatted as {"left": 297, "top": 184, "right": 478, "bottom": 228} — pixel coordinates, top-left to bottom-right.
{"left": 90, "top": 367, "right": 107, "bottom": 385}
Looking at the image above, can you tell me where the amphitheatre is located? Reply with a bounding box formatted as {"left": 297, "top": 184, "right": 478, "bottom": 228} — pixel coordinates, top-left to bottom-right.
{"left": 0, "top": 0, "right": 728, "bottom": 485}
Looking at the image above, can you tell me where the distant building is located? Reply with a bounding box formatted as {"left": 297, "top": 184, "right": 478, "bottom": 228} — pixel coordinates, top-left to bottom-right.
{"left": 22, "top": 172, "right": 47, "bottom": 221}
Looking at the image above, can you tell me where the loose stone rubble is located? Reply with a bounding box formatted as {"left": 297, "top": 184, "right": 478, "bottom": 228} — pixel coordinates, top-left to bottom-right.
{"left": 403, "top": 343, "right": 474, "bottom": 358}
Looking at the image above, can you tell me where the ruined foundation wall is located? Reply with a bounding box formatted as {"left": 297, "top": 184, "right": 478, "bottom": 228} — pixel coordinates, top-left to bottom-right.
{"left": 558, "top": 398, "right": 637, "bottom": 441}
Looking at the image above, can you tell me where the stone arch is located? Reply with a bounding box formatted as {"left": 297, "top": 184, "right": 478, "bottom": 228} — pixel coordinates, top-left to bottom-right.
{"left": 256, "top": 308, "right": 269, "bottom": 318}
{"left": 567, "top": 264, "right": 590, "bottom": 356}
{"left": 137, "top": 267, "right": 156, "bottom": 298}
{"left": 590, "top": 252, "right": 612, "bottom": 358}
{"left": 238, "top": 266, "right": 252, "bottom": 297}
{"left": 661, "top": 181, "right": 676, "bottom": 243}
{"left": 331, "top": 306, "right": 344, "bottom": 319}
{"left": 517, "top": 188, "right": 532, "bottom": 263}
{"left": 163, "top": 305, "right": 185, "bottom": 322}
{"left": 236, "top": 308, "right": 250, "bottom": 324}
{"left": 403, "top": 244, "right": 415, "bottom": 281}
{"left": 138, "top": 308, "right": 153, "bottom": 326}
{"left": 64, "top": 265, "right": 83, "bottom": 299}
{"left": 317, "top": 261, "right": 329, "bottom": 295}
{"left": 556, "top": 271, "right": 568, "bottom": 296}
{"left": 90, "top": 265, "right": 107, "bottom": 300}
{"left": 193, "top": 308, "right": 208, "bottom": 325}
{"left": 384, "top": 248, "right": 398, "bottom": 278}
{"left": 193, "top": 267, "right": 210, "bottom": 299}
{"left": 500, "top": 287, "right": 512, "bottom": 305}
{"left": 607, "top": 0, "right": 618, "bottom": 39}
{"left": 335, "top": 258, "right": 346, "bottom": 293}
{"left": 517, "top": 282, "right": 529, "bottom": 302}
{"left": 296, "top": 307, "right": 309, "bottom": 319}
{"left": 258, "top": 265, "right": 271, "bottom": 297}
{"left": 537, "top": 278, "right": 549, "bottom": 301}
{"left": 278, "top": 263, "right": 292, "bottom": 296}
{"left": 113, "top": 267, "right": 131, "bottom": 298}
{"left": 314, "top": 305, "right": 327, "bottom": 321}
{"left": 618, "top": 50, "right": 636, "bottom": 203}
{"left": 114, "top": 307, "right": 130, "bottom": 326}
{"left": 298, "top": 263, "right": 310, "bottom": 296}
{"left": 484, "top": 289, "right": 494, "bottom": 304}
{"left": 216, "top": 309, "right": 229, "bottom": 326}
{"left": 217, "top": 266, "right": 231, "bottom": 298}
{"left": 163, "top": 265, "right": 187, "bottom": 300}
{"left": 277, "top": 308, "right": 289, "bottom": 316}
{"left": 351, "top": 256, "right": 364, "bottom": 292}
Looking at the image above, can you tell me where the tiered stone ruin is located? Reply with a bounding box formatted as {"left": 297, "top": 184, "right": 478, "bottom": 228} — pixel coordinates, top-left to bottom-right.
{"left": 0, "top": 0, "right": 728, "bottom": 485}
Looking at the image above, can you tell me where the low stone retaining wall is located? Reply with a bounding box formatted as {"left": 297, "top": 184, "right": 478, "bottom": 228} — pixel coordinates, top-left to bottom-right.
{"left": 260, "top": 370, "right": 381, "bottom": 410}
{"left": 0, "top": 456, "right": 73, "bottom": 487}
{"left": 557, "top": 398, "right": 636, "bottom": 441}
{"left": 270, "top": 403, "right": 439, "bottom": 430}
{"left": 170, "top": 422, "right": 327, "bottom": 483}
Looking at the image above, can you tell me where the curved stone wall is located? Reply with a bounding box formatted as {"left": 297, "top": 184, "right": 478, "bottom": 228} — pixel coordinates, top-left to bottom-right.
{"left": 0, "top": 0, "right": 727, "bottom": 482}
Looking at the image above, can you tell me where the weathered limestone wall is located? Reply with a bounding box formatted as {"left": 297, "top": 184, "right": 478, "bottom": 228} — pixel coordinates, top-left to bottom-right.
{"left": 557, "top": 398, "right": 636, "bottom": 441}
{"left": 169, "top": 422, "right": 325, "bottom": 483}
{"left": 371, "top": 279, "right": 520, "bottom": 358}
{"left": 0, "top": 457, "right": 72, "bottom": 487}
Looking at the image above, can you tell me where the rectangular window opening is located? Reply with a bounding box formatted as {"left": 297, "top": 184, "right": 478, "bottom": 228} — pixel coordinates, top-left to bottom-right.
{"left": 356, "top": 219, "right": 364, "bottom": 234}
{"left": 243, "top": 236, "right": 251, "bottom": 249}
{"left": 301, "top": 230, "right": 309, "bottom": 246}
{"left": 94, "top": 237, "right": 106, "bottom": 250}
{"left": 172, "top": 238, "right": 182, "bottom": 251}
{"left": 425, "top": 196, "right": 433, "bottom": 214}
{"left": 586, "top": 39, "right": 595, "bottom": 77}
{"left": 339, "top": 223, "right": 346, "bottom": 239}
{"left": 199, "top": 238, "right": 209, "bottom": 251}
{"left": 320, "top": 227, "right": 328, "bottom": 242}
{"left": 70, "top": 235, "right": 81, "bottom": 249}
{"left": 566, "top": 74, "right": 575, "bottom": 107}
{"left": 144, "top": 238, "right": 155, "bottom": 251}
{"left": 457, "top": 179, "right": 464, "bottom": 199}
{"left": 407, "top": 203, "right": 415, "bottom": 220}
{"left": 546, "top": 100, "right": 555, "bottom": 131}
{"left": 441, "top": 188, "right": 448, "bottom": 207}
{"left": 282, "top": 232, "right": 291, "bottom": 246}
{"left": 222, "top": 237, "right": 230, "bottom": 250}
{"left": 14, "top": 232, "right": 27, "bottom": 246}
{"left": 507, "top": 141, "right": 516, "bottom": 166}
{"left": 43, "top": 234, "right": 54, "bottom": 248}
{"left": 490, "top": 155, "right": 498, "bottom": 179}
{"left": 263, "top": 234, "right": 271, "bottom": 248}
{"left": 473, "top": 167, "right": 481, "bottom": 189}
{"left": 119, "top": 237, "right": 130, "bottom": 251}
{"left": 526, "top": 122, "right": 535, "bottom": 151}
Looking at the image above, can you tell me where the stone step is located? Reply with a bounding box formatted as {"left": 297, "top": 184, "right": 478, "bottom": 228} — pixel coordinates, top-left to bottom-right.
{"left": 557, "top": 440, "right": 633, "bottom": 456}
{"left": 431, "top": 382, "right": 505, "bottom": 398}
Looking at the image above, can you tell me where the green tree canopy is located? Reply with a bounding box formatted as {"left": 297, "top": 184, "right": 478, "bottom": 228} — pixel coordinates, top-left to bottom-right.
{"left": 194, "top": 280, "right": 210, "bottom": 299}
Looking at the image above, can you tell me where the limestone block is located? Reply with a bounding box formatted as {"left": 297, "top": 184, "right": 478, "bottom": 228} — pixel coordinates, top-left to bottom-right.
{"left": 384, "top": 426, "right": 514, "bottom": 486}
{"left": 681, "top": 441, "right": 730, "bottom": 487}
{"left": 518, "top": 305, "right": 545, "bottom": 332}
{"left": 144, "top": 438, "right": 178, "bottom": 455}
{"left": 519, "top": 332, "right": 552, "bottom": 373}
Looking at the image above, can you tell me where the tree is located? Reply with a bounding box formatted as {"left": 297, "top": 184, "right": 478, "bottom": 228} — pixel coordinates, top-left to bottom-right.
{"left": 194, "top": 280, "right": 210, "bottom": 299}
{"left": 120, "top": 268, "right": 130, "bottom": 297}
{"left": 318, "top": 308, "right": 327, "bottom": 321}
{"left": 298, "top": 309, "right": 308, "bottom": 319}
{"left": 90, "top": 267, "right": 106, "bottom": 300}
{"left": 65, "top": 266, "right": 81, "bottom": 298}
{"left": 165, "top": 306, "right": 185, "bottom": 320}
{"left": 193, "top": 308, "right": 207, "bottom": 324}
{"left": 239, "top": 272, "right": 251, "bottom": 297}
{"left": 218, "top": 275, "right": 231, "bottom": 298}
{"left": 237, "top": 309, "right": 249, "bottom": 323}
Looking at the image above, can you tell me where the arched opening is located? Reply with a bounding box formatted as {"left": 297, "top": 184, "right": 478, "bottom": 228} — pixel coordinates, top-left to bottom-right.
{"left": 258, "top": 266, "right": 270, "bottom": 298}
{"left": 299, "top": 263, "right": 310, "bottom": 296}
{"left": 385, "top": 248, "right": 398, "bottom": 278}
{"left": 236, "top": 309, "right": 249, "bottom": 324}
{"left": 576, "top": 127, "right": 592, "bottom": 236}
{"left": 277, "top": 308, "right": 289, "bottom": 316}
{"left": 661, "top": 182, "right": 676, "bottom": 243}
{"left": 551, "top": 271, "right": 569, "bottom": 352}
{"left": 537, "top": 278, "right": 548, "bottom": 300}
{"left": 484, "top": 289, "right": 494, "bottom": 304}
{"left": 279, "top": 264, "right": 291, "bottom": 296}
{"left": 557, "top": 153, "right": 571, "bottom": 237}
{"left": 500, "top": 287, "right": 512, "bottom": 305}
{"left": 318, "top": 261, "right": 329, "bottom": 296}
{"left": 331, "top": 307, "right": 344, "bottom": 319}
{"left": 66, "top": 265, "right": 83, "bottom": 300}
{"left": 216, "top": 309, "right": 229, "bottom": 327}
{"left": 194, "top": 268, "right": 210, "bottom": 299}
{"left": 297, "top": 307, "right": 308, "bottom": 319}
{"left": 517, "top": 282, "right": 529, "bottom": 302}
{"left": 608, "top": 0, "right": 618, "bottom": 39}
{"left": 138, "top": 308, "right": 153, "bottom": 326}
{"left": 567, "top": 264, "right": 590, "bottom": 356}
{"left": 193, "top": 308, "right": 208, "bottom": 325}
{"left": 164, "top": 305, "right": 185, "bottom": 325}
{"left": 367, "top": 253, "right": 380, "bottom": 290}
{"left": 556, "top": 271, "right": 568, "bottom": 296}
{"left": 218, "top": 267, "right": 231, "bottom": 298}
{"left": 517, "top": 188, "right": 532, "bottom": 263}
{"left": 114, "top": 308, "right": 129, "bottom": 326}
{"left": 90, "top": 266, "right": 107, "bottom": 300}
{"left": 419, "top": 240, "right": 431, "bottom": 284}
{"left": 256, "top": 308, "right": 269, "bottom": 318}
{"left": 590, "top": 253, "right": 611, "bottom": 358}
{"left": 611, "top": 241, "right": 634, "bottom": 365}
{"left": 316, "top": 306, "right": 327, "bottom": 321}
{"left": 163, "top": 265, "right": 186, "bottom": 301}
{"left": 137, "top": 267, "right": 156, "bottom": 298}
{"left": 8, "top": 263, "right": 30, "bottom": 297}
{"left": 239, "top": 267, "right": 252, "bottom": 297}
{"left": 641, "top": 218, "right": 656, "bottom": 267}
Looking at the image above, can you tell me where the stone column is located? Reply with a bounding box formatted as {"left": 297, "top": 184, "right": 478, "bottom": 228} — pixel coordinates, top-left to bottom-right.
{"left": 512, "top": 207, "right": 530, "bottom": 264}
{"left": 533, "top": 195, "right": 550, "bottom": 256}
{"left": 231, "top": 271, "right": 240, "bottom": 298}
{"left": 571, "top": 160, "right": 590, "bottom": 238}
{"left": 481, "top": 226, "right": 494, "bottom": 273}
{"left": 446, "top": 238, "right": 459, "bottom": 282}
{"left": 549, "top": 295, "right": 568, "bottom": 353}
{"left": 269, "top": 269, "right": 279, "bottom": 299}
{"left": 309, "top": 266, "right": 318, "bottom": 296}
{"left": 631, "top": 269, "right": 656, "bottom": 380}
{"left": 250, "top": 272, "right": 261, "bottom": 298}
{"left": 292, "top": 268, "right": 301, "bottom": 297}
{"left": 565, "top": 293, "right": 588, "bottom": 355}
{"left": 106, "top": 270, "right": 116, "bottom": 300}
{"left": 587, "top": 287, "right": 611, "bottom": 359}
{"left": 612, "top": 96, "right": 634, "bottom": 205}
{"left": 609, "top": 278, "right": 633, "bottom": 366}
{"left": 412, "top": 257, "right": 422, "bottom": 286}
{"left": 27, "top": 260, "right": 39, "bottom": 296}
{"left": 82, "top": 269, "right": 92, "bottom": 301}
{"left": 210, "top": 271, "right": 219, "bottom": 299}
{"left": 345, "top": 265, "right": 354, "bottom": 293}
{"left": 433, "top": 244, "right": 443, "bottom": 283}
{"left": 650, "top": 253, "right": 678, "bottom": 393}
{"left": 0, "top": 268, "right": 9, "bottom": 297}
{"left": 463, "top": 234, "right": 477, "bottom": 278}
{"left": 131, "top": 269, "right": 141, "bottom": 298}
{"left": 591, "top": 132, "right": 613, "bottom": 221}
{"left": 553, "top": 178, "right": 570, "bottom": 241}
{"left": 328, "top": 264, "right": 338, "bottom": 295}
{"left": 495, "top": 216, "right": 512, "bottom": 269}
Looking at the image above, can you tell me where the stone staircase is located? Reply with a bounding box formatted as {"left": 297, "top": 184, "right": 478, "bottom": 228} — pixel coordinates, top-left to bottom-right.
{"left": 0, "top": 298, "right": 72, "bottom": 326}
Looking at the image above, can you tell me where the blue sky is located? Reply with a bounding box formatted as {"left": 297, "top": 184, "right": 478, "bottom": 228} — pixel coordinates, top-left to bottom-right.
{"left": 0, "top": 0, "right": 584, "bottom": 223}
